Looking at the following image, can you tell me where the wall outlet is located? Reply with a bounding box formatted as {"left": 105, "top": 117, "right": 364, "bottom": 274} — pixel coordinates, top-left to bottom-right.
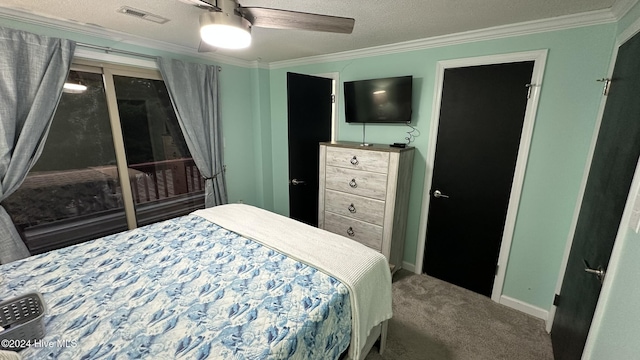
{"left": 238, "top": 200, "right": 244, "bottom": 204}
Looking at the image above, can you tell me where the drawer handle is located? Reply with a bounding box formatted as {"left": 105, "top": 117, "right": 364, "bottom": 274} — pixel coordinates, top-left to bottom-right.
{"left": 348, "top": 204, "right": 356, "bottom": 213}
{"left": 350, "top": 156, "right": 359, "bottom": 166}
{"left": 347, "top": 227, "right": 355, "bottom": 237}
{"left": 349, "top": 179, "right": 358, "bottom": 188}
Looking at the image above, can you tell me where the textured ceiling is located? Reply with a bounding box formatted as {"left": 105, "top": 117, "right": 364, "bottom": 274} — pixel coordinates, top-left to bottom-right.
{"left": 0, "top": 0, "right": 619, "bottom": 63}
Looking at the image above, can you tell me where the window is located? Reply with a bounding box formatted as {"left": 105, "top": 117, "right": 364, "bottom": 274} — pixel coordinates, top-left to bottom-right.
{"left": 109, "top": 70, "right": 204, "bottom": 227}
{"left": 4, "top": 62, "right": 204, "bottom": 254}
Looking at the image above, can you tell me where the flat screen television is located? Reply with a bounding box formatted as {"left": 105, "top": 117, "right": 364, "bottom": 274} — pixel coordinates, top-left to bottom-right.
{"left": 344, "top": 75, "right": 413, "bottom": 123}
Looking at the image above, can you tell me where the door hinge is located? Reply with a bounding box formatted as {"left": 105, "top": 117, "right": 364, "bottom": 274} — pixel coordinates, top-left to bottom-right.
{"left": 597, "top": 78, "right": 611, "bottom": 96}
{"left": 495, "top": 264, "right": 499, "bottom": 276}
{"left": 331, "top": 94, "right": 336, "bottom": 103}
{"left": 553, "top": 294, "right": 560, "bottom": 306}
{"left": 525, "top": 83, "right": 538, "bottom": 99}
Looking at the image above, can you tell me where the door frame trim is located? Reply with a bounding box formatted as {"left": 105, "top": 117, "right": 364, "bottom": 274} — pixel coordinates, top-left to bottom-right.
{"left": 315, "top": 72, "right": 340, "bottom": 142}
{"left": 548, "top": 15, "right": 640, "bottom": 337}
{"left": 415, "top": 50, "right": 548, "bottom": 304}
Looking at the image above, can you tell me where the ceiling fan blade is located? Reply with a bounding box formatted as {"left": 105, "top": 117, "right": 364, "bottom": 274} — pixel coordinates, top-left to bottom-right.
{"left": 198, "top": 40, "right": 218, "bottom": 53}
{"left": 239, "top": 7, "right": 354, "bottom": 34}
{"left": 177, "top": 0, "right": 219, "bottom": 10}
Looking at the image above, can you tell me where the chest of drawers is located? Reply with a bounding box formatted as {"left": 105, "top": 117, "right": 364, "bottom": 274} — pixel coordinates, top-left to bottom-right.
{"left": 318, "top": 142, "right": 414, "bottom": 272}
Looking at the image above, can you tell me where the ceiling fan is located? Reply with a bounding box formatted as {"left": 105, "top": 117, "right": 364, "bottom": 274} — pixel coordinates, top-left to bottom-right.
{"left": 178, "top": 0, "right": 355, "bottom": 51}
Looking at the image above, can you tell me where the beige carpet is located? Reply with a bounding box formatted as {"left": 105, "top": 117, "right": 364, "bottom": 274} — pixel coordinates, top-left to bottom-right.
{"left": 364, "top": 270, "right": 554, "bottom": 360}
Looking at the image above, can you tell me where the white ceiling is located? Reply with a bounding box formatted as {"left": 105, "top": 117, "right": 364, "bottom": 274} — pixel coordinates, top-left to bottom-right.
{"left": 0, "top": 0, "right": 621, "bottom": 63}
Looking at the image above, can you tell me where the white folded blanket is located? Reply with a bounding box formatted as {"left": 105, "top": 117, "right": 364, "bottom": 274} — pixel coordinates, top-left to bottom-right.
{"left": 0, "top": 349, "right": 23, "bottom": 360}
{"left": 194, "top": 204, "right": 393, "bottom": 360}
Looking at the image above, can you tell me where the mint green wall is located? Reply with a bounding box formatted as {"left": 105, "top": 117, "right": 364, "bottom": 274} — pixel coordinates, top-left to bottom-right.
{"left": 0, "top": 17, "right": 260, "bottom": 207}
{"left": 250, "top": 67, "right": 274, "bottom": 209}
{"left": 1, "top": 11, "right": 625, "bottom": 313}
{"left": 268, "top": 24, "right": 617, "bottom": 309}
{"left": 218, "top": 66, "right": 259, "bottom": 205}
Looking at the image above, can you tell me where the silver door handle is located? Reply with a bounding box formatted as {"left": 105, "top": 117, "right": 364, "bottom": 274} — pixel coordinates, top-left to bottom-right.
{"left": 583, "top": 259, "right": 605, "bottom": 284}
{"left": 433, "top": 190, "right": 449, "bottom": 199}
{"left": 291, "top": 179, "right": 305, "bottom": 185}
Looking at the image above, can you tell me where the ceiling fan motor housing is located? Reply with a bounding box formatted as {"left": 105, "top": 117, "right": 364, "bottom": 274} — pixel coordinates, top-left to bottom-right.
{"left": 205, "top": 0, "right": 251, "bottom": 29}
{"left": 200, "top": 11, "right": 251, "bottom": 30}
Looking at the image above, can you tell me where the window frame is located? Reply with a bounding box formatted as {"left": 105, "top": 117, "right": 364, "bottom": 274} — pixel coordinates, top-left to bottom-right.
{"left": 16, "top": 57, "right": 204, "bottom": 254}
{"left": 73, "top": 60, "right": 171, "bottom": 229}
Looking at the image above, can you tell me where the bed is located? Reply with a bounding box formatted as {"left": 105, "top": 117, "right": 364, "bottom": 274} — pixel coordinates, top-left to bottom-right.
{"left": 0, "top": 204, "right": 392, "bottom": 359}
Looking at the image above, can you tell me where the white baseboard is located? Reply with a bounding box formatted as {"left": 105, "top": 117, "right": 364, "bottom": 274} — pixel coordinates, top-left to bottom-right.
{"left": 546, "top": 307, "right": 555, "bottom": 333}
{"left": 402, "top": 261, "right": 416, "bottom": 273}
{"left": 500, "top": 295, "right": 549, "bottom": 320}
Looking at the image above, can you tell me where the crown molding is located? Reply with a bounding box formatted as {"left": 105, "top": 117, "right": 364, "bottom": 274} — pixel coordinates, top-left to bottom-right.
{"left": 269, "top": 9, "right": 616, "bottom": 69}
{"left": 611, "top": 0, "right": 639, "bottom": 20}
{"left": 0, "top": 6, "right": 258, "bottom": 68}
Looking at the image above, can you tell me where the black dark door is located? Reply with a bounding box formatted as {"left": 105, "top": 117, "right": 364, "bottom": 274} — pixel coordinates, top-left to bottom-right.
{"left": 287, "top": 72, "right": 333, "bottom": 226}
{"left": 423, "top": 61, "right": 534, "bottom": 296}
{"left": 551, "top": 31, "right": 640, "bottom": 360}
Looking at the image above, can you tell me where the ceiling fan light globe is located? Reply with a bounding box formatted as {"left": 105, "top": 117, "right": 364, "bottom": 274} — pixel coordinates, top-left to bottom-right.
{"left": 200, "top": 12, "right": 252, "bottom": 50}
{"left": 201, "top": 24, "right": 251, "bottom": 49}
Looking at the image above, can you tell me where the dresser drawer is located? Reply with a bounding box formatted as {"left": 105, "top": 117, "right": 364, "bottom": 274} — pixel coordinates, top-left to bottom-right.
{"left": 325, "top": 189, "right": 385, "bottom": 226}
{"left": 323, "top": 212, "right": 383, "bottom": 251}
{"left": 326, "top": 146, "right": 389, "bottom": 173}
{"left": 325, "top": 166, "right": 387, "bottom": 200}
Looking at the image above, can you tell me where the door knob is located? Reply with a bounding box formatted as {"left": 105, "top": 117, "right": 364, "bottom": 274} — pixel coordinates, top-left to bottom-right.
{"left": 433, "top": 190, "right": 449, "bottom": 199}
{"left": 583, "top": 259, "right": 605, "bottom": 284}
{"left": 290, "top": 179, "right": 305, "bottom": 185}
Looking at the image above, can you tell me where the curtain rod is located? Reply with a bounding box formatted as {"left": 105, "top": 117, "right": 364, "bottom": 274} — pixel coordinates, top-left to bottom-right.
{"left": 76, "top": 42, "right": 159, "bottom": 60}
{"left": 76, "top": 42, "right": 222, "bottom": 71}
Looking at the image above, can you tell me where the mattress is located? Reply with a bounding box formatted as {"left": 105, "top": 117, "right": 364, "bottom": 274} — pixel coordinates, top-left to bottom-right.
{"left": 193, "top": 204, "right": 393, "bottom": 359}
{"left": 0, "top": 212, "right": 353, "bottom": 359}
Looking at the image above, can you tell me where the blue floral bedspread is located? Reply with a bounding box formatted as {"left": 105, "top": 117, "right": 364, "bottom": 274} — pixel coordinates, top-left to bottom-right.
{"left": 0, "top": 214, "right": 351, "bottom": 359}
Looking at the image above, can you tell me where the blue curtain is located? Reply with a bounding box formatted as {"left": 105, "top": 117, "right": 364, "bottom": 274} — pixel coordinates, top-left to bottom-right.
{"left": 158, "top": 58, "right": 228, "bottom": 208}
{"left": 0, "top": 28, "right": 75, "bottom": 264}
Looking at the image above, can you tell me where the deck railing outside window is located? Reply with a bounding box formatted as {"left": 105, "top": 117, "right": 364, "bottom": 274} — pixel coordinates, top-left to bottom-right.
{"left": 129, "top": 158, "right": 205, "bottom": 204}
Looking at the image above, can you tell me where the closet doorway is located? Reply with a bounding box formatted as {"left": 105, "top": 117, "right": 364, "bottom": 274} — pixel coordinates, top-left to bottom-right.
{"left": 417, "top": 51, "right": 547, "bottom": 299}
{"left": 286, "top": 72, "right": 335, "bottom": 226}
